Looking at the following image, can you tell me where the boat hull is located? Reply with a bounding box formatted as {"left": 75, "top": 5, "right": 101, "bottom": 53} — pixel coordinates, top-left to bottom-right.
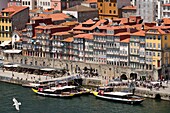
{"left": 92, "top": 91, "right": 144, "bottom": 105}
{"left": 32, "top": 88, "right": 75, "bottom": 98}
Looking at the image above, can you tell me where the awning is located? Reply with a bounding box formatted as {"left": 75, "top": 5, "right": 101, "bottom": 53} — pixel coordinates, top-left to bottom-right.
{"left": 0, "top": 41, "right": 11, "bottom": 47}
{"left": 3, "top": 64, "right": 20, "bottom": 67}
{"left": 3, "top": 49, "right": 22, "bottom": 54}
{"left": 40, "top": 68, "right": 56, "bottom": 71}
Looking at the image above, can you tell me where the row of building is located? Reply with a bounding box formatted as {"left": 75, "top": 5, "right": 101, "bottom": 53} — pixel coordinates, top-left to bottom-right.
{"left": 0, "top": 2, "right": 170, "bottom": 79}
{"left": 2, "top": 0, "right": 170, "bottom": 23}
{"left": 1, "top": 6, "right": 169, "bottom": 72}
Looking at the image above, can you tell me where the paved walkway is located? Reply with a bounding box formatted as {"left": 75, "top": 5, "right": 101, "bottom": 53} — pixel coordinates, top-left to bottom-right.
{"left": 136, "top": 82, "right": 170, "bottom": 95}
{"left": 0, "top": 69, "right": 55, "bottom": 82}
{"left": 1, "top": 68, "right": 170, "bottom": 97}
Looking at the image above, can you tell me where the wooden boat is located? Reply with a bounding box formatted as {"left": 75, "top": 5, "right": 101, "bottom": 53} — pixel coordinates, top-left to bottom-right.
{"left": 32, "top": 85, "right": 82, "bottom": 98}
{"left": 92, "top": 87, "right": 145, "bottom": 105}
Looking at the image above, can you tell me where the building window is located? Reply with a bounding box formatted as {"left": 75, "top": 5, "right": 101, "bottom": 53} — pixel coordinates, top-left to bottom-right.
{"left": 158, "top": 43, "right": 161, "bottom": 49}
{"left": 158, "top": 35, "right": 161, "bottom": 40}
{"left": 109, "top": 3, "right": 111, "bottom": 6}
{"left": 2, "top": 19, "right": 4, "bottom": 23}
{"left": 153, "top": 43, "right": 156, "bottom": 48}
{"left": 100, "top": 3, "right": 102, "bottom": 6}
{"left": 2, "top": 26, "right": 4, "bottom": 31}
{"left": 109, "top": 10, "right": 112, "bottom": 13}
{"left": 165, "top": 36, "right": 167, "bottom": 40}
{"left": 150, "top": 43, "right": 152, "bottom": 47}
{"left": 100, "top": 10, "right": 102, "bottom": 13}
{"left": 158, "top": 53, "right": 160, "bottom": 57}
{"left": 6, "top": 26, "right": 8, "bottom": 31}
{"left": 153, "top": 36, "right": 156, "bottom": 40}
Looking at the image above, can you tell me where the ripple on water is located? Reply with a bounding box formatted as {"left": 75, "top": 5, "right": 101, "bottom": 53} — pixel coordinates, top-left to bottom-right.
{"left": 1, "top": 82, "right": 170, "bottom": 113}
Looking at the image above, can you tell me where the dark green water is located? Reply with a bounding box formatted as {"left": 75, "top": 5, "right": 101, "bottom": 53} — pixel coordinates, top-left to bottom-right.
{"left": 0, "top": 82, "right": 170, "bottom": 113}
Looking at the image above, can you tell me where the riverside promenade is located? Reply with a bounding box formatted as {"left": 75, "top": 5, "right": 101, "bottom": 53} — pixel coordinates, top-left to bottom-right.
{"left": 0, "top": 69, "right": 54, "bottom": 83}
{"left": 0, "top": 68, "right": 170, "bottom": 101}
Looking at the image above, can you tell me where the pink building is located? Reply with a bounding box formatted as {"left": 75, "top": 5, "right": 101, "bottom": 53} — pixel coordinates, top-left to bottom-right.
{"left": 8, "top": 0, "right": 22, "bottom": 7}
{"left": 50, "top": 0, "right": 83, "bottom": 11}
{"left": 0, "top": 0, "right": 10, "bottom": 10}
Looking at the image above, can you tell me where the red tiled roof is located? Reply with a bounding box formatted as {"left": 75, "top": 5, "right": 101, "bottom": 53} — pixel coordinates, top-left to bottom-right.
{"left": 83, "top": 0, "right": 97, "bottom": 3}
{"left": 120, "top": 38, "right": 130, "bottom": 43}
{"left": 1, "top": 6, "right": 28, "bottom": 17}
{"left": 115, "top": 32, "right": 130, "bottom": 36}
{"left": 163, "top": 4, "right": 170, "bottom": 6}
{"left": 62, "top": 37, "right": 74, "bottom": 42}
{"left": 73, "top": 19, "right": 107, "bottom": 31}
{"left": 39, "top": 13, "right": 70, "bottom": 21}
{"left": 52, "top": 31, "right": 70, "bottom": 36}
{"left": 35, "top": 25, "right": 68, "bottom": 29}
{"left": 121, "top": 5, "right": 136, "bottom": 10}
{"left": 74, "top": 33, "right": 93, "bottom": 40}
{"left": 162, "top": 18, "right": 170, "bottom": 25}
{"left": 146, "top": 27, "right": 166, "bottom": 35}
{"left": 82, "top": 19, "right": 95, "bottom": 25}
{"left": 31, "top": 16, "right": 51, "bottom": 20}
{"left": 131, "top": 30, "right": 145, "bottom": 36}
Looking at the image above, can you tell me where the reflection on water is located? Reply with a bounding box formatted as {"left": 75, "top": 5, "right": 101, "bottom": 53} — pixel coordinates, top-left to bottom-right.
{"left": 0, "top": 82, "right": 170, "bottom": 113}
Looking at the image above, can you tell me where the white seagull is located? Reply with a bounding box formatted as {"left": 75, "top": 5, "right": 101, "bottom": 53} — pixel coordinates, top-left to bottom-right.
{"left": 12, "top": 97, "right": 21, "bottom": 111}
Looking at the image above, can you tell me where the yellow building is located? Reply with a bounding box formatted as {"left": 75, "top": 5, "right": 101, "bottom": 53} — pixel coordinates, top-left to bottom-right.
{"left": 161, "top": 28, "right": 170, "bottom": 66}
{"left": 97, "top": 0, "right": 131, "bottom": 19}
{"left": 0, "top": 6, "right": 29, "bottom": 46}
{"left": 145, "top": 27, "right": 170, "bottom": 69}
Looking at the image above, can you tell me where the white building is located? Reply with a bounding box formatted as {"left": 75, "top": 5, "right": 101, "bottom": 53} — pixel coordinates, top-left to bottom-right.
{"left": 22, "top": 0, "right": 37, "bottom": 10}
{"left": 37, "top": 0, "right": 51, "bottom": 10}
{"left": 136, "top": 0, "right": 170, "bottom": 22}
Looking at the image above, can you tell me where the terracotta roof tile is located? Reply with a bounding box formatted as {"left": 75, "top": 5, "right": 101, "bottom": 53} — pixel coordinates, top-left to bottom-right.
{"left": 163, "top": 4, "right": 170, "bottom": 6}
{"left": 121, "top": 5, "right": 136, "bottom": 10}
{"left": 82, "top": 19, "right": 96, "bottom": 24}
{"left": 162, "top": 18, "right": 170, "bottom": 25}
{"left": 74, "top": 33, "right": 93, "bottom": 40}
{"left": 115, "top": 32, "right": 130, "bottom": 36}
{"left": 52, "top": 31, "right": 70, "bottom": 36}
{"left": 83, "top": 0, "right": 97, "bottom": 3}
{"left": 35, "top": 25, "right": 68, "bottom": 29}
{"left": 62, "top": 37, "right": 74, "bottom": 42}
{"left": 60, "top": 21, "right": 79, "bottom": 26}
{"left": 39, "top": 13, "right": 70, "bottom": 21}
{"left": 1, "top": 6, "right": 28, "bottom": 17}
{"left": 93, "top": 32, "right": 106, "bottom": 36}
{"left": 120, "top": 38, "right": 130, "bottom": 43}
{"left": 73, "top": 19, "right": 107, "bottom": 31}
{"left": 131, "top": 30, "right": 145, "bottom": 36}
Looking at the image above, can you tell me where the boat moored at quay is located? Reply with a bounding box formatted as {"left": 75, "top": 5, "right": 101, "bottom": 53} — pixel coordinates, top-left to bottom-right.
{"left": 32, "top": 84, "right": 91, "bottom": 98}
{"left": 92, "top": 87, "right": 145, "bottom": 105}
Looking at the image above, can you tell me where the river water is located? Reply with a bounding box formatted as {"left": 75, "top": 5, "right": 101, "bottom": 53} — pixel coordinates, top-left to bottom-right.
{"left": 0, "top": 82, "right": 170, "bottom": 113}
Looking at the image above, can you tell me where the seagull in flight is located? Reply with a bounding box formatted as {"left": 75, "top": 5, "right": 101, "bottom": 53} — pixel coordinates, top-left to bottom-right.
{"left": 12, "top": 97, "right": 21, "bottom": 111}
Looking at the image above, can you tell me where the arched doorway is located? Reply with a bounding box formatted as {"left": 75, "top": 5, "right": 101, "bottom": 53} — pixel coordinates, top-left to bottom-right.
{"left": 130, "top": 73, "right": 137, "bottom": 79}
{"left": 120, "top": 74, "right": 127, "bottom": 80}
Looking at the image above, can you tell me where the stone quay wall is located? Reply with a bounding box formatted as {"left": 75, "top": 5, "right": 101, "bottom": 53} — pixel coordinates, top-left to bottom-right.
{"left": 4, "top": 54, "right": 154, "bottom": 80}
